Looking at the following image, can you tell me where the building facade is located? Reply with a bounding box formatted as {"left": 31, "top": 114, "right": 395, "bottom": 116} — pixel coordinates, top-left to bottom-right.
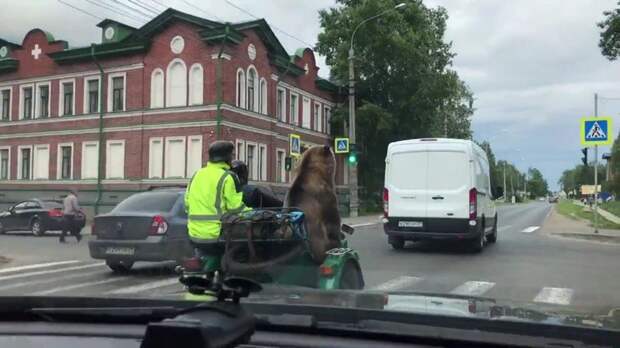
{"left": 0, "top": 9, "right": 346, "bottom": 213}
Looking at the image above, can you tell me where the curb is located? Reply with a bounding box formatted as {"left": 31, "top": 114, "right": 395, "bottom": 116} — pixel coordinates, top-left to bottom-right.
{"left": 0, "top": 256, "right": 11, "bottom": 264}
{"left": 551, "top": 232, "right": 620, "bottom": 244}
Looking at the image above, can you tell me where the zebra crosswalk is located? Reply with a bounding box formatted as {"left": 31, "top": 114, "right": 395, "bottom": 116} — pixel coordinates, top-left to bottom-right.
{"left": 0, "top": 260, "right": 585, "bottom": 306}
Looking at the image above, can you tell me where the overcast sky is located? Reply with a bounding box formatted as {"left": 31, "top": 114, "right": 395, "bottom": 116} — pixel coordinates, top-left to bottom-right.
{"left": 2, "top": 0, "right": 620, "bottom": 190}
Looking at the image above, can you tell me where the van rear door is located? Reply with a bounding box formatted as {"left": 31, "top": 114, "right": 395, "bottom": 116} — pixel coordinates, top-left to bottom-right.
{"left": 425, "top": 145, "right": 470, "bottom": 220}
{"left": 387, "top": 144, "right": 428, "bottom": 219}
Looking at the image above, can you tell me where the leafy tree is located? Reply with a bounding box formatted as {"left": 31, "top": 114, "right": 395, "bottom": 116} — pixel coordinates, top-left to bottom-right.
{"left": 317, "top": 0, "right": 473, "bottom": 201}
{"left": 526, "top": 168, "right": 549, "bottom": 198}
{"left": 608, "top": 132, "right": 620, "bottom": 195}
{"left": 598, "top": 1, "right": 620, "bottom": 60}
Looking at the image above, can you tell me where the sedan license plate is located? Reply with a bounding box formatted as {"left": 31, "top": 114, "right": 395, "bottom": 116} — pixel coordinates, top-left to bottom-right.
{"left": 399, "top": 221, "right": 423, "bottom": 228}
{"left": 105, "top": 247, "right": 135, "bottom": 256}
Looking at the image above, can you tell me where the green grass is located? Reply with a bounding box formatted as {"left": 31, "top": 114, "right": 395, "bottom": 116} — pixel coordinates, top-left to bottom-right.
{"left": 601, "top": 201, "right": 620, "bottom": 217}
{"left": 556, "top": 200, "right": 620, "bottom": 229}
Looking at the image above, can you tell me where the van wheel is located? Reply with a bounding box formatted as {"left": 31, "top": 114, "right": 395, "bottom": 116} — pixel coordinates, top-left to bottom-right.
{"left": 106, "top": 260, "right": 134, "bottom": 273}
{"left": 469, "top": 225, "right": 484, "bottom": 253}
{"left": 389, "top": 237, "right": 405, "bottom": 250}
{"left": 487, "top": 215, "right": 498, "bottom": 243}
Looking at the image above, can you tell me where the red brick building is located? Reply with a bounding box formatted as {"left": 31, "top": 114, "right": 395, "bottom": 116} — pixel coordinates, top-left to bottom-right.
{"left": 0, "top": 9, "right": 345, "bottom": 212}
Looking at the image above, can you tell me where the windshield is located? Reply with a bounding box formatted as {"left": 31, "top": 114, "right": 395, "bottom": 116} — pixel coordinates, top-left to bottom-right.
{"left": 3, "top": 0, "right": 620, "bottom": 335}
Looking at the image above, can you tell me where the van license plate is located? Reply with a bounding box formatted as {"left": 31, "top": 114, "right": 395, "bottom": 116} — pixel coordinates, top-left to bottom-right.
{"left": 399, "top": 221, "right": 422, "bottom": 228}
{"left": 105, "top": 247, "right": 135, "bottom": 255}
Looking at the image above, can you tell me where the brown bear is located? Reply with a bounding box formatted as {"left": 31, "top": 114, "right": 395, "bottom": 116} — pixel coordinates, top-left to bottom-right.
{"left": 285, "top": 145, "right": 342, "bottom": 264}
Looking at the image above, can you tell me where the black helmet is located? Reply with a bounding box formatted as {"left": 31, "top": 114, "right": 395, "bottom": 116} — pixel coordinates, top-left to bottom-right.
{"left": 230, "top": 160, "right": 248, "bottom": 187}
{"left": 208, "top": 141, "right": 234, "bottom": 163}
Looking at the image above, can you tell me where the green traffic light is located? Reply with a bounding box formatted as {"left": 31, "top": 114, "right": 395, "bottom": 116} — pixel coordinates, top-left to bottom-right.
{"left": 348, "top": 153, "right": 357, "bottom": 164}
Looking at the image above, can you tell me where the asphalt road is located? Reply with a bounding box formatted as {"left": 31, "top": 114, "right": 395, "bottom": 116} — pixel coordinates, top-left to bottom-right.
{"left": 1, "top": 201, "right": 619, "bottom": 314}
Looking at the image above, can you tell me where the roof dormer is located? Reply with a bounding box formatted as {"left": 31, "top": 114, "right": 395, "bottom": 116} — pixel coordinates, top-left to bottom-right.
{"left": 97, "top": 19, "right": 137, "bottom": 43}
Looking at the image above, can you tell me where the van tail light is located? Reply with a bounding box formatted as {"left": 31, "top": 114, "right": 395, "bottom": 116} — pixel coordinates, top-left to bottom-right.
{"left": 48, "top": 209, "right": 63, "bottom": 217}
{"left": 149, "top": 215, "right": 168, "bottom": 235}
{"left": 469, "top": 188, "right": 477, "bottom": 221}
{"left": 183, "top": 257, "right": 202, "bottom": 271}
{"left": 91, "top": 222, "right": 96, "bottom": 236}
{"left": 383, "top": 188, "right": 389, "bottom": 217}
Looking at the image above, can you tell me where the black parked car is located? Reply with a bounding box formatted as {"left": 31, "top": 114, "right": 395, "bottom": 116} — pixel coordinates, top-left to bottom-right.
{"left": 0, "top": 199, "right": 84, "bottom": 236}
{"left": 88, "top": 188, "right": 193, "bottom": 273}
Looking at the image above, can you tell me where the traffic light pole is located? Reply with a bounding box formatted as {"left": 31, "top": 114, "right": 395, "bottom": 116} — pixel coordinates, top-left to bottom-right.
{"left": 348, "top": 48, "right": 359, "bottom": 217}
{"left": 594, "top": 93, "right": 599, "bottom": 233}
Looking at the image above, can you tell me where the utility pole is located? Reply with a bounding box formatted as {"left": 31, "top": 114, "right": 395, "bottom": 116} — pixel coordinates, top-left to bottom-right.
{"left": 503, "top": 162, "right": 507, "bottom": 202}
{"left": 594, "top": 93, "right": 599, "bottom": 233}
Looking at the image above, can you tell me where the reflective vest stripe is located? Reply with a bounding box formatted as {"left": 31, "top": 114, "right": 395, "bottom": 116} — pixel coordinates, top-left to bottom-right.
{"left": 214, "top": 171, "right": 231, "bottom": 216}
{"left": 188, "top": 214, "right": 220, "bottom": 221}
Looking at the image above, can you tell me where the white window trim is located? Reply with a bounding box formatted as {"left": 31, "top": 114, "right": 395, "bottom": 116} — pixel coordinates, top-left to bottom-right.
{"left": 19, "top": 84, "right": 35, "bottom": 120}
{"left": 276, "top": 148, "right": 286, "bottom": 183}
{"left": 302, "top": 96, "right": 311, "bottom": 129}
{"left": 56, "top": 142, "right": 74, "bottom": 180}
{"left": 236, "top": 68, "right": 246, "bottom": 108}
{"left": 246, "top": 65, "right": 259, "bottom": 112}
{"left": 0, "top": 87, "right": 12, "bottom": 121}
{"left": 17, "top": 145, "right": 33, "bottom": 180}
{"left": 150, "top": 68, "right": 165, "bottom": 109}
{"left": 32, "top": 144, "right": 50, "bottom": 180}
{"left": 236, "top": 139, "right": 246, "bottom": 161}
{"left": 259, "top": 77, "right": 267, "bottom": 115}
{"left": 107, "top": 72, "right": 127, "bottom": 112}
{"left": 188, "top": 63, "right": 204, "bottom": 106}
{"left": 148, "top": 137, "right": 164, "bottom": 179}
{"left": 186, "top": 135, "right": 203, "bottom": 177}
{"left": 165, "top": 58, "right": 187, "bottom": 108}
{"left": 290, "top": 92, "right": 299, "bottom": 125}
{"left": 324, "top": 106, "right": 331, "bottom": 134}
{"left": 58, "top": 78, "right": 76, "bottom": 116}
{"left": 105, "top": 139, "right": 126, "bottom": 179}
{"left": 0, "top": 146, "right": 11, "bottom": 180}
{"left": 34, "top": 82, "right": 51, "bottom": 118}
{"left": 245, "top": 141, "right": 258, "bottom": 181}
{"left": 83, "top": 76, "right": 101, "bottom": 114}
{"left": 276, "top": 87, "right": 286, "bottom": 122}
{"left": 258, "top": 144, "right": 267, "bottom": 181}
{"left": 81, "top": 141, "right": 99, "bottom": 180}
{"left": 164, "top": 136, "right": 186, "bottom": 178}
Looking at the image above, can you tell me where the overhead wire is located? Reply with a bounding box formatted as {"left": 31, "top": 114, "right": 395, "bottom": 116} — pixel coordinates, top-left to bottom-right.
{"left": 57, "top": 0, "right": 104, "bottom": 21}
{"left": 110, "top": 0, "right": 155, "bottom": 20}
{"left": 80, "top": 0, "right": 147, "bottom": 25}
{"left": 144, "top": 0, "right": 168, "bottom": 11}
{"left": 179, "top": 0, "right": 224, "bottom": 21}
{"left": 125, "top": 0, "right": 160, "bottom": 16}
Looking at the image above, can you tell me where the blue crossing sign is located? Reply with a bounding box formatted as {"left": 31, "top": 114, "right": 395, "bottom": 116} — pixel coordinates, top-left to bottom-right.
{"left": 334, "top": 137, "right": 350, "bottom": 154}
{"left": 581, "top": 117, "right": 613, "bottom": 146}
{"left": 290, "top": 134, "right": 301, "bottom": 157}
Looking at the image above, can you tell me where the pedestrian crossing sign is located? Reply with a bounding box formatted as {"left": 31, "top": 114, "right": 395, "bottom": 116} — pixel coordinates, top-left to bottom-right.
{"left": 290, "top": 134, "right": 301, "bottom": 157}
{"left": 581, "top": 117, "right": 613, "bottom": 146}
{"left": 334, "top": 137, "right": 350, "bottom": 154}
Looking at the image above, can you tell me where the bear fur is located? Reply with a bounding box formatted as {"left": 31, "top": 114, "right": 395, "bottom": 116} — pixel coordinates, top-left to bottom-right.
{"left": 284, "top": 145, "right": 342, "bottom": 263}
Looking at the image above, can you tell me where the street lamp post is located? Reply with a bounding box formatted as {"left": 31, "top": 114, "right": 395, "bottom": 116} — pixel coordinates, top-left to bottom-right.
{"left": 348, "top": 2, "right": 406, "bottom": 217}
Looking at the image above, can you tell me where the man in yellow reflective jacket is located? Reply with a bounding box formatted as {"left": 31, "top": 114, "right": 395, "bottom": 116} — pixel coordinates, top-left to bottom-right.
{"left": 185, "top": 141, "right": 248, "bottom": 271}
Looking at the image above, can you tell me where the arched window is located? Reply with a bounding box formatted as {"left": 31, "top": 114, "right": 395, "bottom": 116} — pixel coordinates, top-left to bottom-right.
{"left": 246, "top": 67, "right": 258, "bottom": 112}
{"left": 189, "top": 63, "right": 204, "bottom": 105}
{"left": 150, "top": 68, "right": 164, "bottom": 108}
{"left": 236, "top": 68, "right": 246, "bottom": 108}
{"left": 259, "top": 78, "right": 267, "bottom": 114}
{"left": 166, "top": 59, "right": 187, "bottom": 107}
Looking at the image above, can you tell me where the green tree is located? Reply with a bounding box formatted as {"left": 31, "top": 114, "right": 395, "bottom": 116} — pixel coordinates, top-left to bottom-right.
{"left": 598, "top": 1, "right": 620, "bottom": 60}
{"left": 317, "top": 0, "right": 473, "bottom": 200}
{"left": 608, "top": 132, "right": 620, "bottom": 195}
{"left": 526, "top": 168, "right": 549, "bottom": 198}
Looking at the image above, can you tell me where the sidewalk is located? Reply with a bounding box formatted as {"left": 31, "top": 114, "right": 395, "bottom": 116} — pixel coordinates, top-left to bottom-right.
{"left": 342, "top": 213, "right": 383, "bottom": 226}
{"left": 543, "top": 207, "right": 620, "bottom": 243}
{"left": 573, "top": 199, "right": 620, "bottom": 225}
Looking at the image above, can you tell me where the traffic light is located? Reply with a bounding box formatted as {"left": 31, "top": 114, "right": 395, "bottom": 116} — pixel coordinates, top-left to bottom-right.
{"left": 581, "top": 148, "right": 588, "bottom": 166}
{"left": 285, "top": 156, "right": 292, "bottom": 171}
{"left": 347, "top": 144, "right": 358, "bottom": 165}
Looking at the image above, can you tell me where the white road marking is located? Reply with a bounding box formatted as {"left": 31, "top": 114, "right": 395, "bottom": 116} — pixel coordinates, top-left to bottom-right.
{"left": 497, "top": 225, "right": 512, "bottom": 232}
{"left": 534, "top": 287, "right": 574, "bottom": 305}
{"left": 0, "top": 270, "right": 108, "bottom": 292}
{"left": 0, "top": 260, "right": 80, "bottom": 274}
{"left": 0, "top": 263, "right": 104, "bottom": 282}
{"left": 350, "top": 222, "right": 377, "bottom": 228}
{"left": 106, "top": 277, "right": 180, "bottom": 295}
{"left": 521, "top": 226, "right": 540, "bottom": 233}
{"left": 370, "top": 276, "right": 422, "bottom": 292}
{"left": 450, "top": 281, "right": 495, "bottom": 296}
{"left": 33, "top": 277, "right": 130, "bottom": 295}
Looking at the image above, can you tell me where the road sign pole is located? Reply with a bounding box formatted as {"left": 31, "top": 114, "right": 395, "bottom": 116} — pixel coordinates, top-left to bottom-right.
{"left": 593, "top": 93, "right": 599, "bottom": 233}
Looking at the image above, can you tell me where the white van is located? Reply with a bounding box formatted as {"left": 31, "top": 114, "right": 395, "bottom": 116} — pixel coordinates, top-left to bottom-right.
{"left": 382, "top": 138, "right": 497, "bottom": 252}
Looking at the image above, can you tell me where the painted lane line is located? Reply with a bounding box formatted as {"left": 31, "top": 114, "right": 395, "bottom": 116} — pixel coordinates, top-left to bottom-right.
{"left": 33, "top": 277, "right": 131, "bottom": 295}
{"left": 0, "top": 263, "right": 105, "bottom": 282}
{"left": 0, "top": 270, "right": 108, "bottom": 292}
{"left": 497, "top": 225, "right": 512, "bottom": 232}
{"left": 0, "top": 260, "right": 80, "bottom": 274}
{"left": 106, "top": 278, "right": 180, "bottom": 295}
{"left": 350, "top": 222, "right": 378, "bottom": 228}
{"left": 534, "top": 287, "right": 573, "bottom": 305}
{"left": 450, "top": 281, "right": 495, "bottom": 296}
{"left": 371, "top": 276, "right": 422, "bottom": 292}
{"left": 521, "top": 226, "right": 540, "bottom": 233}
